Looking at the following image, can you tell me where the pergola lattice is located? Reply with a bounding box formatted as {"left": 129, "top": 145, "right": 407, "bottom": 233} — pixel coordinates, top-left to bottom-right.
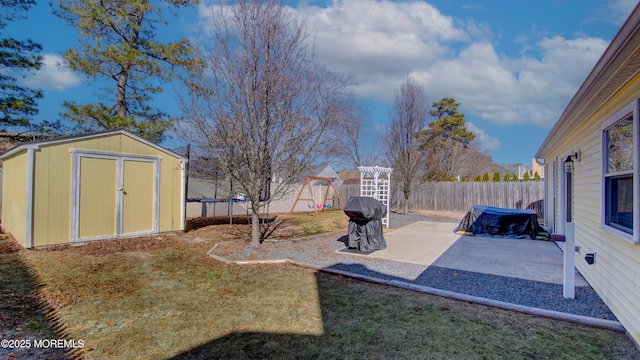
{"left": 358, "top": 166, "right": 393, "bottom": 227}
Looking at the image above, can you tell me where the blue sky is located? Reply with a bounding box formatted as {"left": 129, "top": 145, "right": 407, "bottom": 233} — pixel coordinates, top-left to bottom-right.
{"left": 4, "top": 0, "right": 638, "bottom": 165}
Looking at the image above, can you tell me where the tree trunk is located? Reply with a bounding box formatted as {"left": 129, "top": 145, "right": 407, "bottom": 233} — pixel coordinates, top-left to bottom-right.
{"left": 117, "top": 72, "right": 128, "bottom": 118}
{"left": 116, "top": 5, "right": 144, "bottom": 119}
{"left": 403, "top": 196, "right": 408, "bottom": 215}
{"left": 251, "top": 212, "right": 261, "bottom": 247}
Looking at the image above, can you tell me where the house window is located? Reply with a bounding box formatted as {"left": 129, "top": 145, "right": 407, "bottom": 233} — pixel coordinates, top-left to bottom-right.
{"left": 602, "top": 102, "right": 637, "bottom": 242}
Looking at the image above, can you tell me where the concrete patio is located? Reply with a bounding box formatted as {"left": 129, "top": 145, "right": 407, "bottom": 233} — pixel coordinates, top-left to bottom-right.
{"left": 358, "top": 220, "right": 589, "bottom": 287}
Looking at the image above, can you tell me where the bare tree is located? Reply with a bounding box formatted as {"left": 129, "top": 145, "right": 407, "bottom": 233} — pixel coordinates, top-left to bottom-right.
{"left": 178, "top": 0, "right": 353, "bottom": 247}
{"left": 383, "top": 78, "right": 428, "bottom": 214}
{"left": 455, "top": 145, "right": 493, "bottom": 180}
{"left": 327, "top": 100, "right": 380, "bottom": 170}
{"left": 456, "top": 142, "right": 508, "bottom": 181}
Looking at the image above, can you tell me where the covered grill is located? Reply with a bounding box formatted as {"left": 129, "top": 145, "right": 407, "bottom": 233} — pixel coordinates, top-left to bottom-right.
{"left": 343, "top": 197, "right": 387, "bottom": 252}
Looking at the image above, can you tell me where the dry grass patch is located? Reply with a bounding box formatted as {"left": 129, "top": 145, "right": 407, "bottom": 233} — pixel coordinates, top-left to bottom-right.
{"left": 284, "top": 209, "right": 349, "bottom": 236}
{"left": 24, "top": 239, "right": 324, "bottom": 359}
{"left": 185, "top": 210, "right": 349, "bottom": 243}
{"left": 0, "top": 237, "right": 76, "bottom": 359}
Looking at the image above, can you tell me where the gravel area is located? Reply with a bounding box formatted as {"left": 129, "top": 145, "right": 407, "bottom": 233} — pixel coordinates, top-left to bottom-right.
{"left": 210, "top": 212, "right": 617, "bottom": 321}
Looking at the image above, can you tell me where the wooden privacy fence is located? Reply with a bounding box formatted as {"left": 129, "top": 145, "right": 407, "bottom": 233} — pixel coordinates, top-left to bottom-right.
{"left": 338, "top": 181, "right": 545, "bottom": 218}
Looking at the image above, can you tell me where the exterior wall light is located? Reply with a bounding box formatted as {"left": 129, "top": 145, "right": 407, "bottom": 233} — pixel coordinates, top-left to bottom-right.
{"left": 563, "top": 151, "right": 580, "bottom": 173}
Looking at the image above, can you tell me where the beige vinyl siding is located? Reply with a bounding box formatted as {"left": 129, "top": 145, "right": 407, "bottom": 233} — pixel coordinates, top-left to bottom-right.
{"left": 1, "top": 152, "right": 28, "bottom": 247}
{"left": 573, "top": 119, "right": 602, "bottom": 234}
{"left": 547, "top": 159, "right": 559, "bottom": 233}
{"left": 543, "top": 76, "right": 640, "bottom": 344}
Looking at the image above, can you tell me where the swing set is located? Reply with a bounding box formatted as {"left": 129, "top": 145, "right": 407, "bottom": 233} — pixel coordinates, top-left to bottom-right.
{"left": 289, "top": 176, "right": 344, "bottom": 213}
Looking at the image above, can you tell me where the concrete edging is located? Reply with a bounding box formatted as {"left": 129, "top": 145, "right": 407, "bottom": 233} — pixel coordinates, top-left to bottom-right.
{"left": 206, "top": 248, "right": 625, "bottom": 333}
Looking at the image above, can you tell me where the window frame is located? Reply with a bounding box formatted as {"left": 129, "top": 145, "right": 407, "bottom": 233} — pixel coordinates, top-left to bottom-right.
{"left": 601, "top": 100, "right": 639, "bottom": 244}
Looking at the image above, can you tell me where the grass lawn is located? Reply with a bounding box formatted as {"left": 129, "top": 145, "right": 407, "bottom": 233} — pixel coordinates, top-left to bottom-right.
{"left": 1, "top": 211, "right": 639, "bottom": 359}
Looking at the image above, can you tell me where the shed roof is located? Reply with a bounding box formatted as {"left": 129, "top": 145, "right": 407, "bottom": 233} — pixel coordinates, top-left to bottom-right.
{"left": 0, "top": 129, "right": 187, "bottom": 162}
{"left": 535, "top": 3, "right": 640, "bottom": 159}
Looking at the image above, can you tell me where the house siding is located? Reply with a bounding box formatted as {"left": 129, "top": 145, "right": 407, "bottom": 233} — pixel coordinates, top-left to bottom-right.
{"left": 542, "top": 75, "right": 640, "bottom": 344}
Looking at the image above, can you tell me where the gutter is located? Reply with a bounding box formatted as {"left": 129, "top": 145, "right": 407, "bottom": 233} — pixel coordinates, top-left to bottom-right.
{"left": 536, "top": 4, "right": 640, "bottom": 159}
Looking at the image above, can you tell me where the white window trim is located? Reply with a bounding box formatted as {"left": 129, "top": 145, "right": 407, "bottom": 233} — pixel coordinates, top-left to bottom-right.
{"left": 600, "top": 100, "right": 639, "bottom": 244}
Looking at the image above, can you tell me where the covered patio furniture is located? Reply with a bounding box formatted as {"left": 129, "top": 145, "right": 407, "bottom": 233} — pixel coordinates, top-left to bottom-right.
{"left": 455, "top": 205, "right": 549, "bottom": 240}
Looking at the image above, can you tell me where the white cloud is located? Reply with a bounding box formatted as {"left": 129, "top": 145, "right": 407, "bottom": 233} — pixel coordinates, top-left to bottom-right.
{"left": 21, "top": 54, "right": 82, "bottom": 91}
{"left": 425, "top": 36, "right": 608, "bottom": 127}
{"left": 298, "top": 1, "right": 609, "bottom": 128}
{"left": 296, "top": 0, "right": 468, "bottom": 96}
{"left": 465, "top": 122, "right": 500, "bottom": 152}
{"left": 195, "top": 0, "right": 610, "bottom": 128}
{"left": 609, "top": 0, "right": 637, "bottom": 24}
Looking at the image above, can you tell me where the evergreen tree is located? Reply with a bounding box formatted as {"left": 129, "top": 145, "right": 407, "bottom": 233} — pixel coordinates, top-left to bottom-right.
{"left": 482, "top": 171, "right": 490, "bottom": 182}
{"left": 0, "top": 0, "right": 42, "bottom": 136}
{"left": 419, "top": 97, "right": 475, "bottom": 180}
{"left": 503, "top": 173, "right": 510, "bottom": 182}
{"left": 492, "top": 172, "right": 501, "bottom": 182}
{"left": 533, "top": 171, "right": 541, "bottom": 181}
{"left": 474, "top": 174, "right": 482, "bottom": 182}
{"left": 54, "top": 0, "right": 197, "bottom": 142}
{"left": 512, "top": 173, "right": 519, "bottom": 181}
{"left": 523, "top": 171, "right": 531, "bottom": 181}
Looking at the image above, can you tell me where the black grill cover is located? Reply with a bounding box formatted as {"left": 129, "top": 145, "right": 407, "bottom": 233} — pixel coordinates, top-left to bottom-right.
{"left": 454, "top": 205, "right": 546, "bottom": 240}
{"left": 343, "top": 197, "right": 387, "bottom": 252}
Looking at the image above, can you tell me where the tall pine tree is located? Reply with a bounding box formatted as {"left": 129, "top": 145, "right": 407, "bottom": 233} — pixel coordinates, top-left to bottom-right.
{"left": 419, "top": 97, "right": 475, "bottom": 180}
{"left": 0, "top": 0, "right": 43, "bottom": 138}
{"left": 54, "top": 0, "right": 197, "bottom": 142}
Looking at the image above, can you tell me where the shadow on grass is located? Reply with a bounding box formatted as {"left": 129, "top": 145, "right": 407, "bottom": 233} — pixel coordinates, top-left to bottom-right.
{"left": 169, "top": 268, "right": 432, "bottom": 359}
{"left": 0, "top": 237, "right": 83, "bottom": 359}
{"left": 185, "top": 216, "right": 278, "bottom": 232}
{"left": 169, "top": 263, "right": 637, "bottom": 360}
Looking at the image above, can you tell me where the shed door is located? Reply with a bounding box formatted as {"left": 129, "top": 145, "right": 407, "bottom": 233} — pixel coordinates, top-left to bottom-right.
{"left": 78, "top": 157, "right": 118, "bottom": 239}
{"left": 122, "top": 160, "right": 155, "bottom": 235}
{"left": 71, "top": 151, "right": 160, "bottom": 243}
